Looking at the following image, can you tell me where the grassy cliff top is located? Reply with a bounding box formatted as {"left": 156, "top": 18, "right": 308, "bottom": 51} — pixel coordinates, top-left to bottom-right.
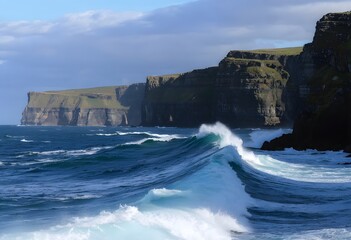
{"left": 45, "top": 86, "right": 125, "bottom": 96}
{"left": 223, "top": 57, "right": 283, "bottom": 65}
{"left": 239, "top": 47, "right": 303, "bottom": 56}
{"left": 28, "top": 86, "right": 127, "bottom": 109}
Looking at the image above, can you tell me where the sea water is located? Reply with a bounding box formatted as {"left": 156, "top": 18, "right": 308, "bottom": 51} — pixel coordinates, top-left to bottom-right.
{"left": 0, "top": 123, "right": 350, "bottom": 240}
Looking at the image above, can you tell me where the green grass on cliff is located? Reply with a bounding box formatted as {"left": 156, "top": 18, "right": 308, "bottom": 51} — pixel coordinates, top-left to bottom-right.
{"left": 223, "top": 58, "right": 286, "bottom": 79}
{"left": 224, "top": 58, "right": 283, "bottom": 66}
{"left": 28, "top": 86, "right": 127, "bottom": 109}
{"left": 46, "top": 86, "right": 123, "bottom": 96}
{"left": 247, "top": 66, "right": 283, "bottom": 80}
{"left": 243, "top": 47, "right": 303, "bottom": 56}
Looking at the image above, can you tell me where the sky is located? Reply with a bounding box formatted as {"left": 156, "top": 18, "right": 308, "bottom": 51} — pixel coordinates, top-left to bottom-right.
{"left": 1, "top": 0, "right": 351, "bottom": 124}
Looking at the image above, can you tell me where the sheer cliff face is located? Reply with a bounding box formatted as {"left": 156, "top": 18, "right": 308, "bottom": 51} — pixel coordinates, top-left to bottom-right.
{"left": 142, "top": 48, "right": 301, "bottom": 128}
{"left": 262, "top": 12, "right": 351, "bottom": 151}
{"left": 292, "top": 12, "right": 351, "bottom": 151}
{"left": 215, "top": 51, "right": 294, "bottom": 127}
{"left": 21, "top": 84, "right": 145, "bottom": 126}
{"left": 142, "top": 68, "right": 217, "bottom": 127}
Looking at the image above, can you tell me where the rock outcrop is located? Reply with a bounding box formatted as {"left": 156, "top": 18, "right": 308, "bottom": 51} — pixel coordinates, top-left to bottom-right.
{"left": 21, "top": 84, "right": 145, "bottom": 126}
{"left": 215, "top": 48, "right": 302, "bottom": 127}
{"left": 142, "top": 68, "right": 217, "bottom": 127}
{"left": 142, "top": 47, "right": 302, "bottom": 128}
{"left": 262, "top": 11, "right": 351, "bottom": 152}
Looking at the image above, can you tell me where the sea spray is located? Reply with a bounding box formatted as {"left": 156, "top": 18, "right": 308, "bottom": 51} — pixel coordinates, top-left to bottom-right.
{"left": 198, "top": 122, "right": 263, "bottom": 166}
{"left": 245, "top": 128, "right": 291, "bottom": 148}
{"left": 198, "top": 122, "right": 351, "bottom": 183}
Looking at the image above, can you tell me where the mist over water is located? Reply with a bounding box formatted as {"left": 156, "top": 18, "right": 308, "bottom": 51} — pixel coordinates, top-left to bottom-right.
{"left": 0, "top": 123, "right": 351, "bottom": 239}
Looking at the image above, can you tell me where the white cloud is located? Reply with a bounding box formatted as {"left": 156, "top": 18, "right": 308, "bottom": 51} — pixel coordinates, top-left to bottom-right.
{"left": 0, "top": 20, "right": 55, "bottom": 35}
{"left": 0, "top": 36, "right": 15, "bottom": 44}
{"left": 61, "top": 10, "right": 144, "bottom": 33}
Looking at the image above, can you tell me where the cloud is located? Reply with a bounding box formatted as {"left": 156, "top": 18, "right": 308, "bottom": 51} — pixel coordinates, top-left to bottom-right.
{"left": 1, "top": 0, "right": 351, "bottom": 124}
{"left": 61, "top": 10, "right": 144, "bottom": 32}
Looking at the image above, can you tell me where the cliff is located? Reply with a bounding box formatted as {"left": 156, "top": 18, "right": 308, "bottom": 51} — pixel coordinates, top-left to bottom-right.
{"left": 21, "top": 11, "right": 350, "bottom": 135}
{"left": 215, "top": 48, "right": 302, "bottom": 127}
{"left": 262, "top": 11, "right": 351, "bottom": 152}
{"left": 21, "top": 84, "right": 145, "bottom": 126}
{"left": 142, "top": 68, "right": 217, "bottom": 127}
{"left": 142, "top": 47, "right": 302, "bottom": 127}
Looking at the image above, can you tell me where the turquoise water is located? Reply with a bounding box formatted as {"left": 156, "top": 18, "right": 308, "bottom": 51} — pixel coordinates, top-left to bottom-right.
{"left": 0, "top": 123, "right": 351, "bottom": 239}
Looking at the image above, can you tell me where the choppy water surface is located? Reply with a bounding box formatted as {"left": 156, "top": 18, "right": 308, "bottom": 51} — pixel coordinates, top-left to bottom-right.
{"left": 0, "top": 124, "right": 350, "bottom": 240}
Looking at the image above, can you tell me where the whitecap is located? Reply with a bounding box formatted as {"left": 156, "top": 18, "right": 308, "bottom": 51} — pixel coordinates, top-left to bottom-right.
{"left": 54, "top": 194, "right": 102, "bottom": 201}
{"left": 27, "top": 146, "right": 113, "bottom": 157}
{"left": 96, "top": 133, "right": 119, "bottom": 136}
{"left": 65, "top": 146, "right": 112, "bottom": 156}
{"left": 7, "top": 205, "right": 247, "bottom": 240}
{"left": 244, "top": 128, "right": 291, "bottom": 148}
{"left": 198, "top": 122, "right": 263, "bottom": 166}
{"left": 20, "top": 139, "right": 34, "bottom": 143}
{"left": 5, "top": 135, "right": 24, "bottom": 139}
{"left": 198, "top": 122, "right": 351, "bottom": 183}
{"left": 36, "top": 150, "right": 66, "bottom": 155}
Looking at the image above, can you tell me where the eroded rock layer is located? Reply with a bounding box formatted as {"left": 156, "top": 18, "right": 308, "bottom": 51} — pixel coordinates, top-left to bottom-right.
{"left": 262, "top": 11, "right": 351, "bottom": 152}
{"left": 21, "top": 84, "right": 145, "bottom": 126}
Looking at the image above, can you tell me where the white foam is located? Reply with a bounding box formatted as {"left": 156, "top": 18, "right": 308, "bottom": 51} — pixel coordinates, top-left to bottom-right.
{"left": 5, "top": 204, "right": 247, "bottom": 240}
{"left": 66, "top": 149, "right": 99, "bottom": 156}
{"left": 117, "top": 131, "right": 183, "bottom": 139}
{"left": 198, "top": 122, "right": 263, "bottom": 166}
{"left": 18, "top": 158, "right": 64, "bottom": 166}
{"left": 28, "top": 146, "right": 113, "bottom": 157}
{"left": 198, "top": 122, "right": 351, "bottom": 183}
{"left": 54, "top": 194, "right": 102, "bottom": 201}
{"left": 254, "top": 154, "right": 351, "bottom": 183}
{"left": 96, "top": 133, "right": 119, "bottom": 136}
{"left": 6, "top": 135, "right": 25, "bottom": 138}
{"left": 20, "top": 139, "right": 34, "bottom": 143}
{"left": 36, "top": 150, "right": 66, "bottom": 155}
{"left": 95, "top": 131, "right": 168, "bottom": 137}
{"left": 140, "top": 188, "right": 188, "bottom": 203}
{"left": 283, "top": 228, "right": 351, "bottom": 240}
{"left": 123, "top": 135, "right": 186, "bottom": 146}
{"left": 245, "top": 128, "right": 291, "bottom": 148}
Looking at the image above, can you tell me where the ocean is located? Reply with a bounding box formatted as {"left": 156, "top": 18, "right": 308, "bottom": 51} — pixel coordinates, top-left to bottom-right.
{"left": 0, "top": 123, "right": 351, "bottom": 240}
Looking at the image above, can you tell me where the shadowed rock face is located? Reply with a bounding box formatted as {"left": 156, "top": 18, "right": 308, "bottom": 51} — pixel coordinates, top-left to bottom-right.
{"left": 142, "top": 48, "right": 301, "bottom": 128}
{"left": 21, "top": 84, "right": 145, "bottom": 126}
{"left": 262, "top": 11, "right": 351, "bottom": 152}
{"left": 142, "top": 68, "right": 218, "bottom": 127}
{"left": 214, "top": 54, "right": 291, "bottom": 127}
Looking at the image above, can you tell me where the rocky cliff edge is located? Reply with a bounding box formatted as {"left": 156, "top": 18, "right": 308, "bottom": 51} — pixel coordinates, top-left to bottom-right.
{"left": 262, "top": 11, "right": 351, "bottom": 152}
{"left": 21, "top": 84, "right": 145, "bottom": 126}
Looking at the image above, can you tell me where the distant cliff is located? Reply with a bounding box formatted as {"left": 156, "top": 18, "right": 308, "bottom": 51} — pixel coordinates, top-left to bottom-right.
{"left": 262, "top": 11, "right": 351, "bottom": 152}
{"left": 142, "top": 47, "right": 302, "bottom": 127}
{"left": 21, "top": 84, "right": 145, "bottom": 126}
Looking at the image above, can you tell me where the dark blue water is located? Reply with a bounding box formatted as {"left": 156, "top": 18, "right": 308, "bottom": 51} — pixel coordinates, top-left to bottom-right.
{"left": 0, "top": 124, "right": 351, "bottom": 239}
